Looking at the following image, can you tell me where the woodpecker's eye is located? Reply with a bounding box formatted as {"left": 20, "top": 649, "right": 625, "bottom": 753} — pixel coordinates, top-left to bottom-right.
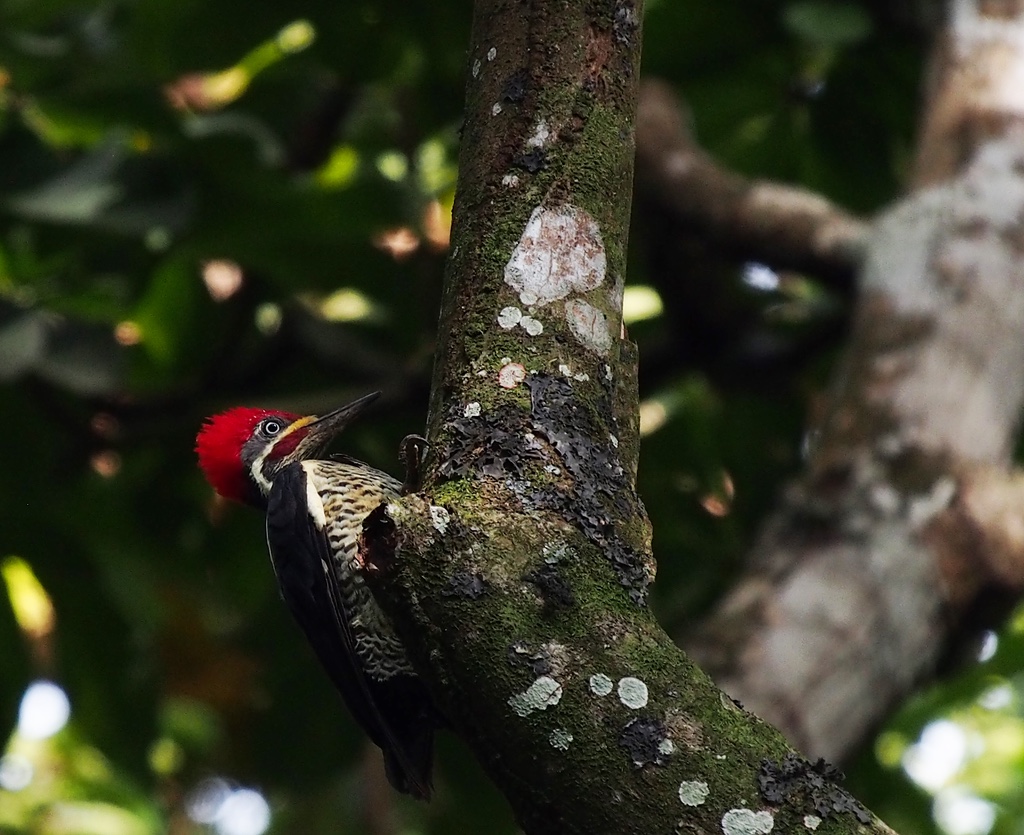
{"left": 262, "top": 419, "right": 283, "bottom": 436}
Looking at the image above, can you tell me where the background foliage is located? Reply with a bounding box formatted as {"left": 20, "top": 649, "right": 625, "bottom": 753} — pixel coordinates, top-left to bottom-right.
{"left": 0, "top": 1, "right": 1019, "bottom": 833}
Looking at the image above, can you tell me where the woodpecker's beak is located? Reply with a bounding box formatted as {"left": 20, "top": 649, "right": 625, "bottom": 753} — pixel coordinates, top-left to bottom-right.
{"left": 289, "top": 391, "right": 382, "bottom": 460}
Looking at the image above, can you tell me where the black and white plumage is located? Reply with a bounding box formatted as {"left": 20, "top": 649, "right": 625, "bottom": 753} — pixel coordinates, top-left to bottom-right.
{"left": 266, "top": 460, "right": 434, "bottom": 798}
{"left": 196, "top": 394, "right": 436, "bottom": 799}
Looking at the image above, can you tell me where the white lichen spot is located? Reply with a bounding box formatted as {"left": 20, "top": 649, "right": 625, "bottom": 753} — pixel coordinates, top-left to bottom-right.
{"left": 658, "top": 739, "right": 675, "bottom": 756}
{"left": 573, "top": 372, "right": 589, "bottom": 382}
{"left": 617, "top": 676, "right": 649, "bottom": 709}
{"left": 549, "top": 728, "right": 573, "bottom": 750}
{"left": 609, "top": 434, "right": 619, "bottom": 448}
{"left": 589, "top": 673, "right": 614, "bottom": 697}
{"left": 520, "top": 315, "right": 543, "bottom": 336}
{"left": 566, "top": 299, "right": 612, "bottom": 355}
{"left": 508, "top": 675, "right": 563, "bottom": 717}
{"left": 716, "top": 754, "right": 727, "bottom": 760}
{"left": 487, "top": 46, "right": 496, "bottom": 61}
{"left": 491, "top": 102, "right": 503, "bottom": 116}
{"left": 464, "top": 402, "right": 482, "bottom": 418}
{"left": 527, "top": 119, "right": 551, "bottom": 148}
{"left": 502, "top": 173, "right": 520, "bottom": 188}
{"left": 504, "top": 205, "right": 606, "bottom": 307}
{"left": 498, "top": 306, "right": 523, "bottom": 329}
{"left": 721, "top": 809, "right": 774, "bottom": 835}
{"left": 677, "top": 780, "right": 709, "bottom": 807}
{"left": 498, "top": 362, "right": 526, "bottom": 389}
{"left": 429, "top": 505, "right": 450, "bottom": 534}
{"left": 472, "top": 58, "right": 481, "bottom": 78}
{"left": 543, "top": 542, "right": 572, "bottom": 562}
{"left": 803, "top": 816, "right": 821, "bottom": 831}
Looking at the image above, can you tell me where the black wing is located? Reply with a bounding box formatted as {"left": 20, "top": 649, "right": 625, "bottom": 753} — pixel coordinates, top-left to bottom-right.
{"left": 265, "top": 462, "right": 434, "bottom": 799}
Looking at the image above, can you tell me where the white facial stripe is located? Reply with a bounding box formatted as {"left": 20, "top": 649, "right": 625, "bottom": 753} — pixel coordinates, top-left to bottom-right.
{"left": 302, "top": 462, "right": 327, "bottom": 530}
{"left": 249, "top": 444, "right": 275, "bottom": 495}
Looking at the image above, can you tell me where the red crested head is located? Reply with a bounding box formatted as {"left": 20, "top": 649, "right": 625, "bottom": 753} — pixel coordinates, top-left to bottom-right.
{"left": 196, "top": 392, "right": 381, "bottom": 505}
{"left": 196, "top": 407, "right": 300, "bottom": 503}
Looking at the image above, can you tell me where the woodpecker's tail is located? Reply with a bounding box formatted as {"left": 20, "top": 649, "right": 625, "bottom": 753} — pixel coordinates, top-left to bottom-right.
{"left": 383, "top": 726, "right": 435, "bottom": 800}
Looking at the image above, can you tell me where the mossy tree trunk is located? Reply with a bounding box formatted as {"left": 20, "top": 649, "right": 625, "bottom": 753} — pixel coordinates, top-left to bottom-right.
{"left": 363, "top": 1, "right": 895, "bottom": 832}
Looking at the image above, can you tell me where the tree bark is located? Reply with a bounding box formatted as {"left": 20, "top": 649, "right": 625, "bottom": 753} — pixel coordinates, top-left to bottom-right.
{"left": 362, "top": 0, "right": 896, "bottom": 832}
{"left": 635, "top": 79, "right": 868, "bottom": 291}
{"left": 685, "top": 0, "right": 1024, "bottom": 764}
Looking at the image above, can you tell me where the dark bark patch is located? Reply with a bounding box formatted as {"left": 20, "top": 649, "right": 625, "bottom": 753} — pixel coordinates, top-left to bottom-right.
{"left": 618, "top": 716, "right": 671, "bottom": 768}
{"left": 438, "top": 405, "right": 542, "bottom": 479}
{"left": 501, "top": 68, "right": 530, "bottom": 103}
{"left": 526, "top": 374, "right": 650, "bottom": 603}
{"left": 613, "top": 0, "right": 639, "bottom": 44}
{"left": 360, "top": 502, "right": 398, "bottom": 575}
{"left": 524, "top": 563, "right": 577, "bottom": 610}
{"left": 507, "top": 640, "right": 552, "bottom": 676}
{"left": 758, "top": 754, "right": 871, "bottom": 824}
{"left": 513, "top": 148, "right": 548, "bottom": 172}
{"left": 443, "top": 571, "right": 489, "bottom": 599}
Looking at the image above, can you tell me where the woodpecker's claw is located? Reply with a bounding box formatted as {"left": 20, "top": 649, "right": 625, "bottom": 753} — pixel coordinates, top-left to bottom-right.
{"left": 399, "top": 434, "right": 428, "bottom": 495}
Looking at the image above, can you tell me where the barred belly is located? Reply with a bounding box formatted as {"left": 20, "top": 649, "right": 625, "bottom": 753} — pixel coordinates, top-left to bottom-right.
{"left": 313, "top": 461, "right": 414, "bottom": 681}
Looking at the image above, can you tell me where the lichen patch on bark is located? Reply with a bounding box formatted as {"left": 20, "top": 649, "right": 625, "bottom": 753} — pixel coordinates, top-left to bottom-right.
{"left": 566, "top": 299, "right": 612, "bottom": 355}
{"left": 721, "top": 809, "right": 775, "bottom": 835}
{"left": 617, "top": 676, "right": 649, "bottom": 708}
{"left": 678, "top": 780, "right": 709, "bottom": 807}
{"left": 508, "top": 675, "right": 564, "bottom": 717}
{"left": 504, "top": 205, "right": 606, "bottom": 306}
{"left": 589, "top": 673, "right": 614, "bottom": 696}
{"left": 499, "top": 362, "right": 527, "bottom": 388}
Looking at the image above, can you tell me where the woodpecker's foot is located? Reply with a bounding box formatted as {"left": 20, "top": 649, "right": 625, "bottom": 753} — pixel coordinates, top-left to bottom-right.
{"left": 399, "top": 434, "right": 428, "bottom": 495}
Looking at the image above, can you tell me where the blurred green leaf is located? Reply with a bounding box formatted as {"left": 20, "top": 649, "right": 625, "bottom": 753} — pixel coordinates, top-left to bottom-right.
{"left": 158, "top": 696, "right": 222, "bottom": 754}
{"left": 783, "top": 1, "right": 873, "bottom": 47}
{"left": 5, "top": 140, "right": 127, "bottom": 225}
{"left": 0, "top": 305, "right": 47, "bottom": 380}
{"left": 34, "top": 316, "right": 124, "bottom": 395}
{"left": 132, "top": 255, "right": 210, "bottom": 371}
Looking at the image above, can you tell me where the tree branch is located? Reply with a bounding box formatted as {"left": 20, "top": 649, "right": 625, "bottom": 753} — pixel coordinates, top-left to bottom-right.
{"left": 361, "top": 0, "right": 895, "bottom": 832}
{"left": 635, "top": 78, "right": 869, "bottom": 289}
{"left": 685, "top": 0, "right": 1024, "bottom": 763}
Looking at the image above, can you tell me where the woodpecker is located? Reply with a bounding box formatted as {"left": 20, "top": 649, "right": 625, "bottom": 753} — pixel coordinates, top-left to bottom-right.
{"left": 195, "top": 392, "right": 435, "bottom": 799}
